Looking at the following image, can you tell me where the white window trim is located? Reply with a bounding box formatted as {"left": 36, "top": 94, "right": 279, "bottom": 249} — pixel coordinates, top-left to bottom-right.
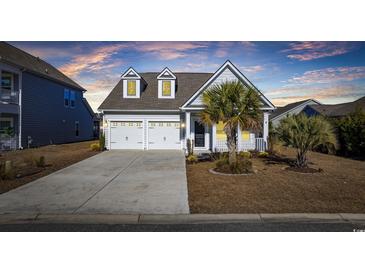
{"left": 157, "top": 67, "right": 176, "bottom": 80}
{"left": 123, "top": 79, "right": 141, "bottom": 98}
{"left": 158, "top": 79, "right": 175, "bottom": 99}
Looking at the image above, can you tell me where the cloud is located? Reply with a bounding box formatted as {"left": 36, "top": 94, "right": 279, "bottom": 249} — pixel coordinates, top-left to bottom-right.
{"left": 282, "top": 42, "right": 354, "bottom": 61}
{"left": 287, "top": 66, "right": 365, "bottom": 84}
{"left": 59, "top": 44, "right": 126, "bottom": 77}
{"left": 267, "top": 84, "right": 365, "bottom": 106}
{"left": 133, "top": 42, "right": 208, "bottom": 60}
{"left": 241, "top": 65, "right": 264, "bottom": 74}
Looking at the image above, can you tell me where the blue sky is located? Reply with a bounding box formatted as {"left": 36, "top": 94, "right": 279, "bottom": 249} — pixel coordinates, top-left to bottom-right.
{"left": 9, "top": 41, "right": 365, "bottom": 111}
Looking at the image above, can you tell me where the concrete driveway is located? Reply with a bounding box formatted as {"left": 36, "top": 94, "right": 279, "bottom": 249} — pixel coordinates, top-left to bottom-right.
{"left": 0, "top": 150, "right": 190, "bottom": 214}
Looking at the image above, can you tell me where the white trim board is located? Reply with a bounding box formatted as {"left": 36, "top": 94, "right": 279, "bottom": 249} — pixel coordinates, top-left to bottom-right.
{"left": 181, "top": 60, "right": 276, "bottom": 110}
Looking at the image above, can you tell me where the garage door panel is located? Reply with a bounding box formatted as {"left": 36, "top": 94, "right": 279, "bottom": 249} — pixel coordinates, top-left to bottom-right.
{"left": 110, "top": 121, "right": 143, "bottom": 150}
{"left": 148, "top": 121, "right": 180, "bottom": 150}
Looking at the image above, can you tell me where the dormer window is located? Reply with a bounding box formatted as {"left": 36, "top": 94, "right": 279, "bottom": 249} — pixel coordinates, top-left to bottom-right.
{"left": 121, "top": 67, "right": 141, "bottom": 98}
{"left": 127, "top": 80, "right": 137, "bottom": 96}
{"left": 162, "top": 80, "right": 171, "bottom": 96}
{"left": 157, "top": 67, "right": 176, "bottom": 99}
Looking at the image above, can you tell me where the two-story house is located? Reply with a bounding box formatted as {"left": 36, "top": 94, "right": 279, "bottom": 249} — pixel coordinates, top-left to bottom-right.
{"left": 0, "top": 42, "right": 95, "bottom": 150}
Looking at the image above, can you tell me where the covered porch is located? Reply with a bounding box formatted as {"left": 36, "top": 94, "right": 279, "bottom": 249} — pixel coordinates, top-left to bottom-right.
{"left": 183, "top": 111, "right": 269, "bottom": 153}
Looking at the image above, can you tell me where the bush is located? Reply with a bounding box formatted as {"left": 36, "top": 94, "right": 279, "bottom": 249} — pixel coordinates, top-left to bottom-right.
{"left": 0, "top": 160, "right": 15, "bottom": 180}
{"left": 258, "top": 151, "right": 269, "bottom": 158}
{"left": 239, "top": 151, "right": 251, "bottom": 158}
{"left": 187, "top": 139, "right": 194, "bottom": 156}
{"left": 35, "top": 156, "right": 46, "bottom": 168}
{"left": 90, "top": 143, "right": 100, "bottom": 151}
{"left": 186, "top": 154, "right": 198, "bottom": 164}
{"left": 215, "top": 156, "right": 253, "bottom": 174}
{"left": 99, "top": 132, "right": 105, "bottom": 151}
{"left": 335, "top": 108, "right": 365, "bottom": 157}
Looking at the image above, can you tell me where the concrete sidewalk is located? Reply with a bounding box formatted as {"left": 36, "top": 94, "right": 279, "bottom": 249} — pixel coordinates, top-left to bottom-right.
{"left": 1, "top": 213, "right": 365, "bottom": 225}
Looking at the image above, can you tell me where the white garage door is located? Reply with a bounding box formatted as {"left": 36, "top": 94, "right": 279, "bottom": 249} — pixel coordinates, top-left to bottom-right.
{"left": 148, "top": 121, "right": 181, "bottom": 149}
{"left": 110, "top": 121, "right": 143, "bottom": 149}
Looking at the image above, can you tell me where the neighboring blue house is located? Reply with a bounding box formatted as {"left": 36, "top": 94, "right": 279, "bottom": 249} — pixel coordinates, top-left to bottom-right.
{"left": 0, "top": 42, "right": 95, "bottom": 150}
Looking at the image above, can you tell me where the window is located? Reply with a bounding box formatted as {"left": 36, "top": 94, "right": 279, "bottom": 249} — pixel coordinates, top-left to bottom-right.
{"left": 70, "top": 91, "right": 76, "bottom": 108}
{"left": 127, "top": 80, "right": 136, "bottom": 96}
{"left": 1, "top": 72, "right": 13, "bottom": 90}
{"left": 64, "top": 89, "right": 70, "bottom": 107}
{"left": 0, "top": 118, "right": 14, "bottom": 135}
{"left": 75, "top": 121, "right": 79, "bottom": 136}
{"left": 162, "top": 81, "right": 171, "bottom": 96}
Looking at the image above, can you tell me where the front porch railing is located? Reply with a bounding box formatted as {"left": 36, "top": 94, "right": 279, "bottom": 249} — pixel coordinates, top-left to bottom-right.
{"left": 0, "top": 135, "right": 18, "bottom": 151}
{"left": 0, "top": 88, "right": 19, "bottom": 104}
{"left": 214, "top": 137, "right": 266, "bottom": 152}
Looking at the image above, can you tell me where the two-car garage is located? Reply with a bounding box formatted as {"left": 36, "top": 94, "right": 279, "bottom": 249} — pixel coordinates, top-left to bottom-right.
{"left": 108, "top": 117, "right": 181, "bottom": 150}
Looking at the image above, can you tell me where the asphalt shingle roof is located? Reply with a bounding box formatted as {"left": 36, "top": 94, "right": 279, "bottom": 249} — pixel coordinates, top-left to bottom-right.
{"left": 308, "top": 96, "right": 365, "bottom": 117}
{"left": 270, "top": 99, "right": 315, "bottom": 119}
{"left": 0, "top": 42, "right": 85, "bottom": 91}
{"left": 98, "top": 72, "right": 213, "bottom": 110}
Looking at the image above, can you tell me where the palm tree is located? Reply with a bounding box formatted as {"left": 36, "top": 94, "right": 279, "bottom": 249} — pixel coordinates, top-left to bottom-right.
{"left": 200, "top": 80, "right": 262, "bottom": 165}
{"left": 276, "top": 114, "right": 337, "bottom": 168}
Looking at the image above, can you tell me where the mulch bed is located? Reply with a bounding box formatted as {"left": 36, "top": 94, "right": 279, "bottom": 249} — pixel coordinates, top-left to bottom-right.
{"left": 187, "top": 146, "right": 365, "bottom": 213}
{"left": 0, "top": 141, "right": 100, "bottom": 194}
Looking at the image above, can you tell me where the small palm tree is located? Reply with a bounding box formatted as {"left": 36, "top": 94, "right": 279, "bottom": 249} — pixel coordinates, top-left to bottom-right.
{"left": 276, "top": 114, "right": 337, "bottom": 168}
{"left": 200, "top": 80, "right": 262, "bottom": 165}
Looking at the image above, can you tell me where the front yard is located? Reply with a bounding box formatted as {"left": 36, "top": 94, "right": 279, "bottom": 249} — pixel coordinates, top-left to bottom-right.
{"left": 0, "top": 141, "right": 100, "bottom": 194}
{"left": 187, "top": 146, "right": 365, "bottom": 213}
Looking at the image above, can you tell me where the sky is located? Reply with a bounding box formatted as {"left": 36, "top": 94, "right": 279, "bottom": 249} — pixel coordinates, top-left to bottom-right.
{"left": 9, "top": 41, "right": 365, "bottom": 111}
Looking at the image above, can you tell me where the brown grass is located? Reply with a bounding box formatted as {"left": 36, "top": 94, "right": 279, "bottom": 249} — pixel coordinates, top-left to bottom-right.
{"left": 187, "top": 146, "right": 365, "bottom": 213}
{"left": 0, "top": 141, "right": 100, "bottom": 194}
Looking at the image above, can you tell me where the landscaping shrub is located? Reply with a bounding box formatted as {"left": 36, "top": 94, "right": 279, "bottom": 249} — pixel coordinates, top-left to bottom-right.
{"left": 35, "top": 156, "right": 46, "bottom": 168}
{"left": 90, "top": 143, "right": 100, "bottom": 151}
{"left": 0, "top": 160, "right": 15, "bottom": 180}
{"left": 187, "top": 139, "right": 194, "bottom": 156}
{"left": 258, "top": 151, "right": 269, "bottom": 158}
{"left": 215, "top": 155, "right": 253, "bottom": 174}
{"left": 239, "top": 151, "right": 251, "bottom": 158}
{"left": 186, "top": 154, "right": 198, "bottom": 164}
{"left": 335, "top": 108, "right": 365, "bottom": 158}
{"left": 99, "top": 132, "right": 105, "bottom": 151}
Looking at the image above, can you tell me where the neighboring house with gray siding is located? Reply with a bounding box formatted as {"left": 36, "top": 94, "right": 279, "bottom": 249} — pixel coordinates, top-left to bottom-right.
{"left": 270, "top": 99, "right": 321, "bottom": 127}
{"left": 0, "top": 42, "right": 95, "bottom": 150}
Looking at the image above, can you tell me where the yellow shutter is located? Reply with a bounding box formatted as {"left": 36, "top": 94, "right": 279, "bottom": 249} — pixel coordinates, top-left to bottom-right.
{"left": 127, "top": 80, "right": 136, "bottom": 96}
{"left": 216, "top": 121, "right": 226, "bottom": 141}
{"left": 162, "top": 81, "right": 171, "bottom": 96}
{"left": 241, "top": 130, "right": 250, "bottom": 141}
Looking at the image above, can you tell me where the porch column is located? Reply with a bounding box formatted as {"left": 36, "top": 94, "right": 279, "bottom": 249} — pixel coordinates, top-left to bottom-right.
{"left": 185, "top": 111, "right": 191, "bottom": 149}
{"left": 263, "top": 112, "right": 269, "bottom": 149}
{"left": 212, "top": 123, "right": 216, "bottom": 152}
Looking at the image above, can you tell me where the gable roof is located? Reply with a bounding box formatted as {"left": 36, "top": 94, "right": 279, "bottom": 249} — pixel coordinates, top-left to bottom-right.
{"left": 270, "top": 99, "right": 320, "bottom": 120}
{"left": 0, "top": 42, "right": 85, "bottom": 91}
{"left": 307, "top": 96, "right": 365, "bottom": 117}
{"left": 181, "top": 60, "right": 275, "bottom": 110}
{"left": 98, "top": 72, "right": 212, "bottom": 111}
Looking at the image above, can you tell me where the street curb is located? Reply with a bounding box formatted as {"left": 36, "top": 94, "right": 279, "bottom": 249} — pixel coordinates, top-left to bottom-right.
{"left": 1, "top": 213, "right": 365, "bottom": 225}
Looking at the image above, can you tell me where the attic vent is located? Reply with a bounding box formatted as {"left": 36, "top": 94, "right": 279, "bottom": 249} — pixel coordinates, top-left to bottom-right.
{"left": 45, "top": 68, "right": 49, "bottom": 74}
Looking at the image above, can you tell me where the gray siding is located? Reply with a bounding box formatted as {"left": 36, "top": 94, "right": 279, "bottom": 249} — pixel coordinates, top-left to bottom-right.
{"left": 21, "top": 72, "right": 94, "bottom": 147}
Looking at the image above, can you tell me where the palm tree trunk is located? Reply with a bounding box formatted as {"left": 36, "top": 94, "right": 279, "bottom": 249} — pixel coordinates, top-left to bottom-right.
{"left": 295, "top": 150, "right": 308, "bottom": 168}
{"left": 225, "top": 126, "right": 237, "bottom": 165}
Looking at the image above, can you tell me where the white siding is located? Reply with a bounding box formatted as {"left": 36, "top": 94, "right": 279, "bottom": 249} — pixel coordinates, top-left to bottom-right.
{"left": 190, "top": 67, "right": 239, "bottom": 106}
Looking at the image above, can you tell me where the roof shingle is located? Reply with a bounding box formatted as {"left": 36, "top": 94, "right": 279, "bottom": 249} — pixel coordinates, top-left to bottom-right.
{"left": 0, "top": 42, "right": 85, "bottom": 91}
